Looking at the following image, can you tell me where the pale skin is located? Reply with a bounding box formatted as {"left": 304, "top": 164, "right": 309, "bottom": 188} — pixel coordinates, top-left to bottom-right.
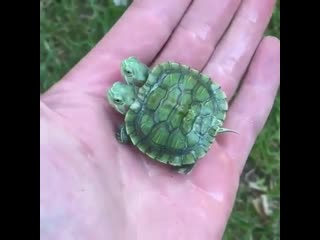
{"left": 40, "top": 0, "right": 280, "bottom": 239}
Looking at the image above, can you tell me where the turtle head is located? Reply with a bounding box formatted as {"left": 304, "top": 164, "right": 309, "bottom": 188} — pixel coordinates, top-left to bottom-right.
{"left": 121, "top": 56, "right": 149, "bottom": 87}
{"left": 107, "top": 82, "right": 136, "bottom": 114}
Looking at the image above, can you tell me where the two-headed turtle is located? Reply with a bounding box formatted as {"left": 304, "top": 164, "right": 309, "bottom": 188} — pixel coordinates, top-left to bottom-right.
{"left": 107, "top": 57, "right": 236, "bottom": 174}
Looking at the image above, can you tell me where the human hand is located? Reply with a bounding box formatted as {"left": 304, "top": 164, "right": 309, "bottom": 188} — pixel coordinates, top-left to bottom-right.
{"left": 40, "top": 0, "right": 280, "bottom": 239}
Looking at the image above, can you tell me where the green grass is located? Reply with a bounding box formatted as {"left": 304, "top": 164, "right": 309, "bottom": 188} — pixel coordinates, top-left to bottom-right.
{"left": 40, "top": 1, "right": 280, "bottom": 239}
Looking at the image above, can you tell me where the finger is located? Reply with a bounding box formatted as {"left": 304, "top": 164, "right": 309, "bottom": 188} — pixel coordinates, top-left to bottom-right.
{"left": 154, "top": 0, "right": 241, "bottom": 70}
{"left": 202, "top": 0, "right": 276, "bottom": 100}
{"left": 46, "top": 0, "right": 192, "bottom": 95}
{"left": 218, "top": 36, "right": 280, "bottom": 173}
{"left": 185, "top": 36, "right": 279, "bottom": 238}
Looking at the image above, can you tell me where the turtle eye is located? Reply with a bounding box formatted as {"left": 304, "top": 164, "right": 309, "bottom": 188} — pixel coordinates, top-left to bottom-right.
{"left": 114, "top": 98, "right": 122, "bottom": 104}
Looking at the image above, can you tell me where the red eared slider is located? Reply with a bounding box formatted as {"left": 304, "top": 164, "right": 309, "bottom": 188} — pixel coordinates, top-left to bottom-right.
{"left": 107, "top": 57, "right": 237, "bottom": 174}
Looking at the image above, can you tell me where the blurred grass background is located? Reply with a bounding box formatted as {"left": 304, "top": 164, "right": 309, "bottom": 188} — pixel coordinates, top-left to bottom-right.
{"left": 40, "top": 0, "right": 280, "bottom": 239}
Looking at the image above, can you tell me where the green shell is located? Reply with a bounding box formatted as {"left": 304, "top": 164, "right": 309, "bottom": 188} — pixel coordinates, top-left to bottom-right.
{"left": 124, "top": 62, "right": 229, "bottom": 171}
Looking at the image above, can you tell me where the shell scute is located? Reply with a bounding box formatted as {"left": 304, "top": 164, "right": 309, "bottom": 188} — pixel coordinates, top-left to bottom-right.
{"left": 162, "top": 72, "right": 179, "bottom": 88}
{"left": 183, "top": 153, "right": 196, "bottom": 165}
{"left": 151, "top": 124, "right": 170, "bottom": 146}
{"left": 169, "top": 156, "right": 183, "bottom": 166}
{"left": 146, "top": 87, "right": 166, "bottom": 110}
{"left": 168, "top": 129, "right": 187, "bottom": 150}
{"left": 181, "top": 74, "right": 197, "bottom": 90}
{"left": 200, "top": 116, "right": 213, "bottom": 135}
{"left": 140, "top": 114, "right": 153, "bottom": 135}
{"left": 158, "top": 153, "right": 170, "bottom": 164}
{"left": 169, "top": 110, "right": 183, "bottom": 130}
{"left": 194, "top": 85, "right": 210, "bottom": 102}
{"left": 186, "top": 131, "right": 200, "bottom": 147}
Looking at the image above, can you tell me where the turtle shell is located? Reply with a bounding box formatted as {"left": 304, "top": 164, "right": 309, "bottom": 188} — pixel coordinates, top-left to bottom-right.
{"left": 124, "top": 62, "right": 228, "bottom": 167}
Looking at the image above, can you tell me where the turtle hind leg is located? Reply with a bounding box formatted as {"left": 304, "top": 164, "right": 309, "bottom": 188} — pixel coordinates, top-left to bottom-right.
{"left": 173, "top": 164, "right": 195, "bottom": 175}
{"left": 116, "top": 123, "right": 131, "bottom": 144}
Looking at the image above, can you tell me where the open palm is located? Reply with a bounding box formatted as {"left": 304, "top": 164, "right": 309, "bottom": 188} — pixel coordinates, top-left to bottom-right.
{"left": 40, "top": 0, "right": 280, "bottom": 239}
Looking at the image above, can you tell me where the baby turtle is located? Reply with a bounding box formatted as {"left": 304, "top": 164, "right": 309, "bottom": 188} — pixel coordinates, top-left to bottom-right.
{"left": 107, "top": 57, "right": 237, "bottom": 174}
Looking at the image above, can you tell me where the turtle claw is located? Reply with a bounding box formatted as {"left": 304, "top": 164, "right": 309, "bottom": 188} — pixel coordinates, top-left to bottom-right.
{"left": 173, "top": 164, "right": 195, "bottom": 175}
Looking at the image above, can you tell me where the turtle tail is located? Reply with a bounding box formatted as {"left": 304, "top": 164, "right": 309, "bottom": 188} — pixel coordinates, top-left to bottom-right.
{"left": 210, "top": 83, "right": 239, "bottom": 135}
{"left": 218, "top": 128, "right": 239, "bottom": 134}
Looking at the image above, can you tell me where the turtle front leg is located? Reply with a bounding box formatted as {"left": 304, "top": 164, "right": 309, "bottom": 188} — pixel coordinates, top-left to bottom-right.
{"left": 116, "top": 123, "right": 131, "bottom": 144}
